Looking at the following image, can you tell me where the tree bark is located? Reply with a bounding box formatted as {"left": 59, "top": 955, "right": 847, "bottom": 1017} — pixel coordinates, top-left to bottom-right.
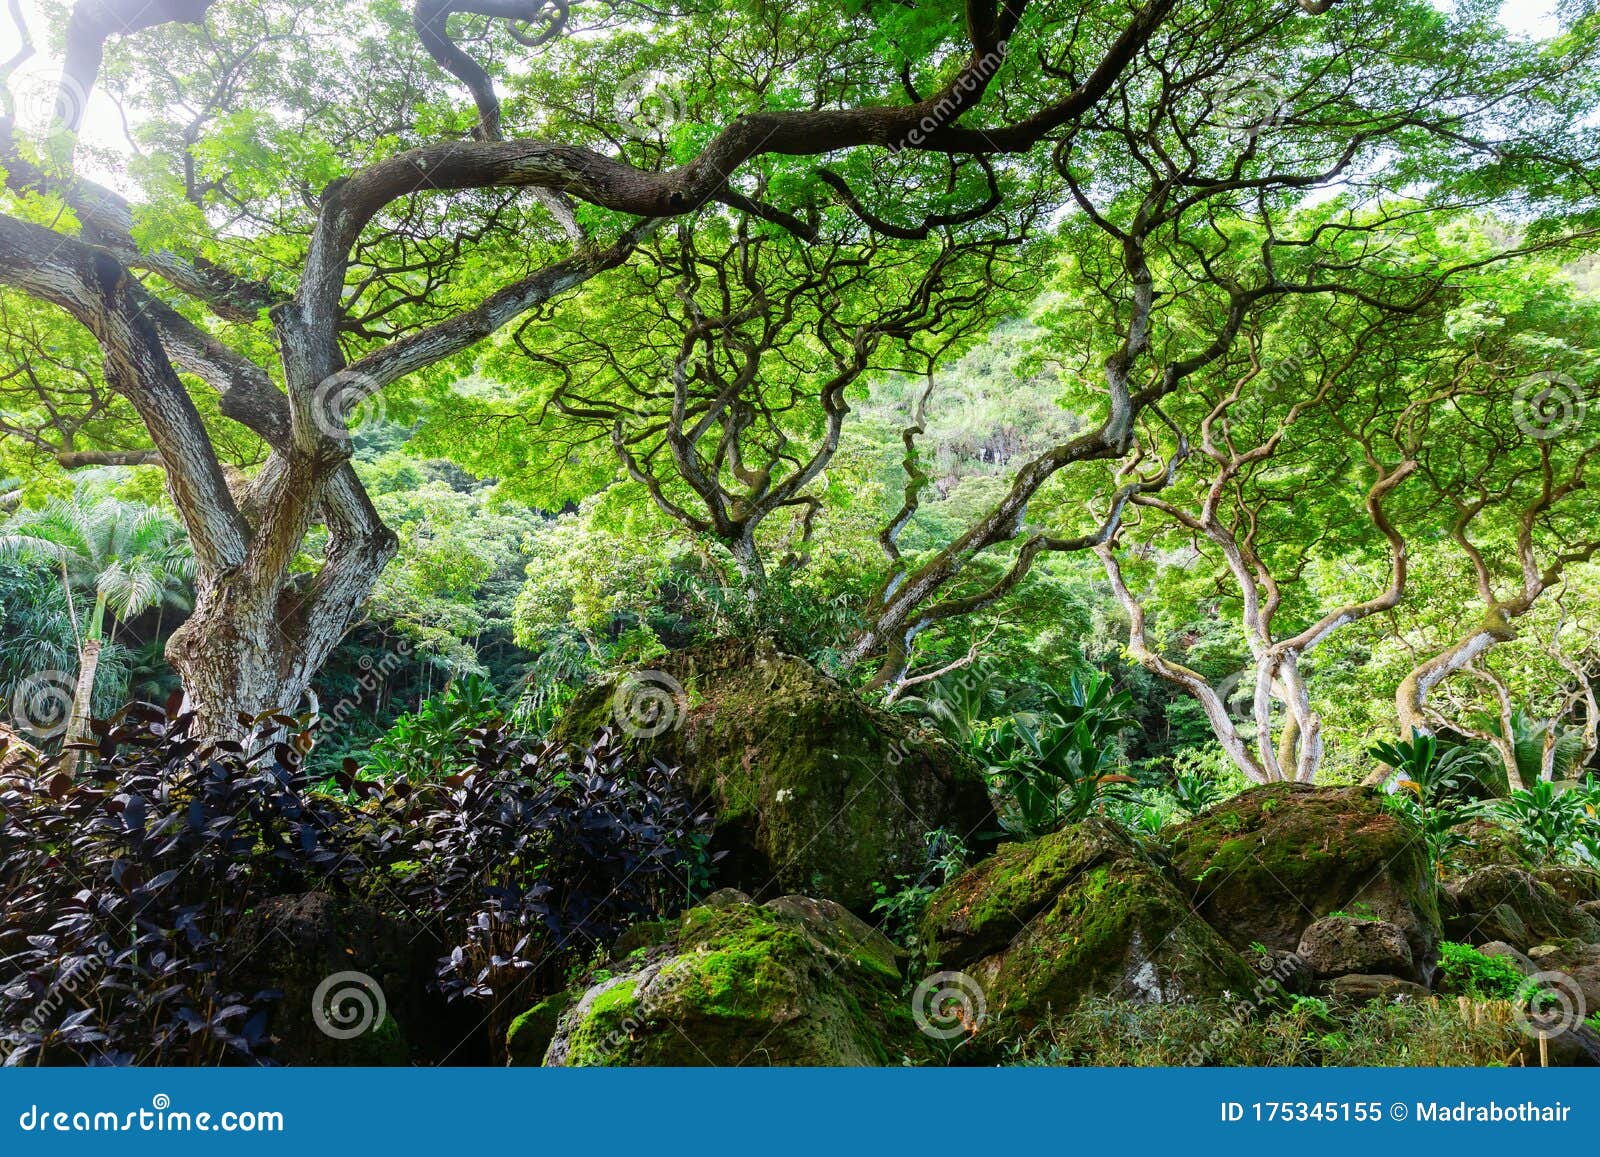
{"left": 61, "top": 635, "right": 100, "bottom": 776}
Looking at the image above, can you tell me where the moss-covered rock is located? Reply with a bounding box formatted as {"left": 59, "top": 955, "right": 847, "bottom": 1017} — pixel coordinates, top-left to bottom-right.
{"left": 1449, "top": 820, "right": 1533, "bottom": 874}
{"left": 506, "top": 992, "right": 575, "bottom": 1066}
{"left": 552, "top": 638, "right": 995, "bottom": 910}
{"left": 1445, "top": 866, "right": 1600, "bottom": 950}
{"left": 1535, "top": 866, "right": 1600, "bottom": 906}
{"left": 1167, "top": 784, "right": 1441, "bottom": 963}
{"left": 919, "top": 820, "right": 1257, "bottom": 1041}
{"left": 541, "top": 894, "right": 918, "bottom": 1066}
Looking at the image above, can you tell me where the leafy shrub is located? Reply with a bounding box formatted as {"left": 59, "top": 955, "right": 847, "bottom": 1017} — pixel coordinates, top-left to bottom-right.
{"left": 1432, "top": 942, "right": 1528, "bottom": 1001}
{"left": 982, "top": 672, "right": 1139, "bottom": 837}
{"left": 361, "top": 674, "right": 508, "bottom": 780}
{"left": 0, "top": 704, "right": 352, "bottom": 1065}
{"left": 365, "top": 725, "right": 718, "bottom": 1044}
{"left": 1485, "top": 778, "right": 1598, "bottom": 866}
{"left": 869, "top": 829, "right": 969, "bottom": 951}
{"left": 0, "top": 704, "right": 717, "bottom": 1065}
{"left": 1372, "top": 730, "right": 1483, "bottom": 878}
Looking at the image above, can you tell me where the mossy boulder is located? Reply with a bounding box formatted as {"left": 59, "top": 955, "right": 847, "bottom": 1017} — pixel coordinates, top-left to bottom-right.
{"left": 1535, "top": 866, "right": 1600, "bottom": 906}
{"left": 1448, "top": 820, "right": 1533, "bottom": 874}
{"left": 919, "top": 820, "right": 1257, "bottom": 1040}
{"left": 540, "top": 892, "right": 919, "bottom": 1066}
{"left": 552, "top": 638, "right": 995, "bottom": 910}
{"left": 1445, "top": 866, "right": 1600, "bottom": 950}
{"left": 505, "top": 992, "right": 575, "bottom": 1066}
{"left": 1168, "top": 784, "right": 1441, "bottom": 963}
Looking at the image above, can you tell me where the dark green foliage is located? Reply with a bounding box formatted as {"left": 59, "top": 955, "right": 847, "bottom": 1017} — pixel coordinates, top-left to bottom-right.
{"left": 869, "top": 828, "right": 970, "bottom": 951}
{"left": 983, "top": 672, "right": 1139, "bottom": 837}
{"left": 1486, "top": 778, "right": 1600, "bottom": 866}
{"left": 361, "top": 674, "right": 508, "bottom": 781}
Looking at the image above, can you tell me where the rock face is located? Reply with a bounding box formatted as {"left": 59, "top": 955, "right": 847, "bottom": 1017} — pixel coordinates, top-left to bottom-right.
{"left": 1526, "top": 942, "right": 1600, "bottom": 1019}
{"left": 918, "top": 820, "right": 1256, "bottom": 1036}
{"left": 552, "top": 639, "right": 995, "bottom": 911}
{"left": 1168, "top": 784, "right": 1441, "bottom": 963}
{"left": 539, "top": 892, "right": 918, "bottom": 1066}
{"left": 1321, "top": 974, "right": 1430, "bottom": 1004}
{"left": 230, "top": 891, "right": 462, "bottom": 1065}
{"left": 1445, "top": 867, "right": 1600, "bottom": 950}
{"left": 1296, "top": 916, "right": 1416, "bottom": 982}
{"left": 1476, "top": 941, "right": 1536, "bottom": 975}
{"left": 1535, "top": 867, "right": 1600, "bottom": 907}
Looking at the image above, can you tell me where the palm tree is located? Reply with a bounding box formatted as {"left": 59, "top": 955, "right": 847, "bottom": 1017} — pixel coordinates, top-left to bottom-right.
{"left": 0, "top": 492, "right": 192, "bottom": 771}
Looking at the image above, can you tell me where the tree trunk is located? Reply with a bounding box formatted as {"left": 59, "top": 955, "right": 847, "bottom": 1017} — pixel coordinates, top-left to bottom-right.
{"left": 165, "top": 484, "right": 398, "bottom": 741}
{"left": 60, "top": 636, "right": 101, "bottom": 777}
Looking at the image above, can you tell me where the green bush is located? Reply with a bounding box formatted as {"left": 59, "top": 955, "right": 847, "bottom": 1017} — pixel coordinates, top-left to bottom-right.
{"left": 1432, "top": 942, "right": 1528, "bottom": 1001}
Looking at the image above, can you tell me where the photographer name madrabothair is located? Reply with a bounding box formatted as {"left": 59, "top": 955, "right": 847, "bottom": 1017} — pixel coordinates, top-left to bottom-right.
{"left": 1415, "top": 1102, "right": 1573, "bottom": 1124}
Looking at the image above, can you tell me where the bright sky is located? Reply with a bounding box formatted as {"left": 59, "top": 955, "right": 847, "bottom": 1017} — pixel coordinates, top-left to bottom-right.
{"left": 0, "top": 0, "right": 1572, "bottom": 175}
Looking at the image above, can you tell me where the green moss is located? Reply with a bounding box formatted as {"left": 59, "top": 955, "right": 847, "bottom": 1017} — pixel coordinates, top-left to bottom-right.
{"left": 560, "top": 977, "right": 641, "bottom": 1066}
{"left": 506, "top": 992, "right": 575, "bottom": 1066}
{"left": 549, "top": 894, "right": 919, "bottom": 1066}
{"left": 1169, "top": 784, "right": 1441, "bottom": 956}
{"left": 550, "top": 639, "right": 993, "bottom": 910}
